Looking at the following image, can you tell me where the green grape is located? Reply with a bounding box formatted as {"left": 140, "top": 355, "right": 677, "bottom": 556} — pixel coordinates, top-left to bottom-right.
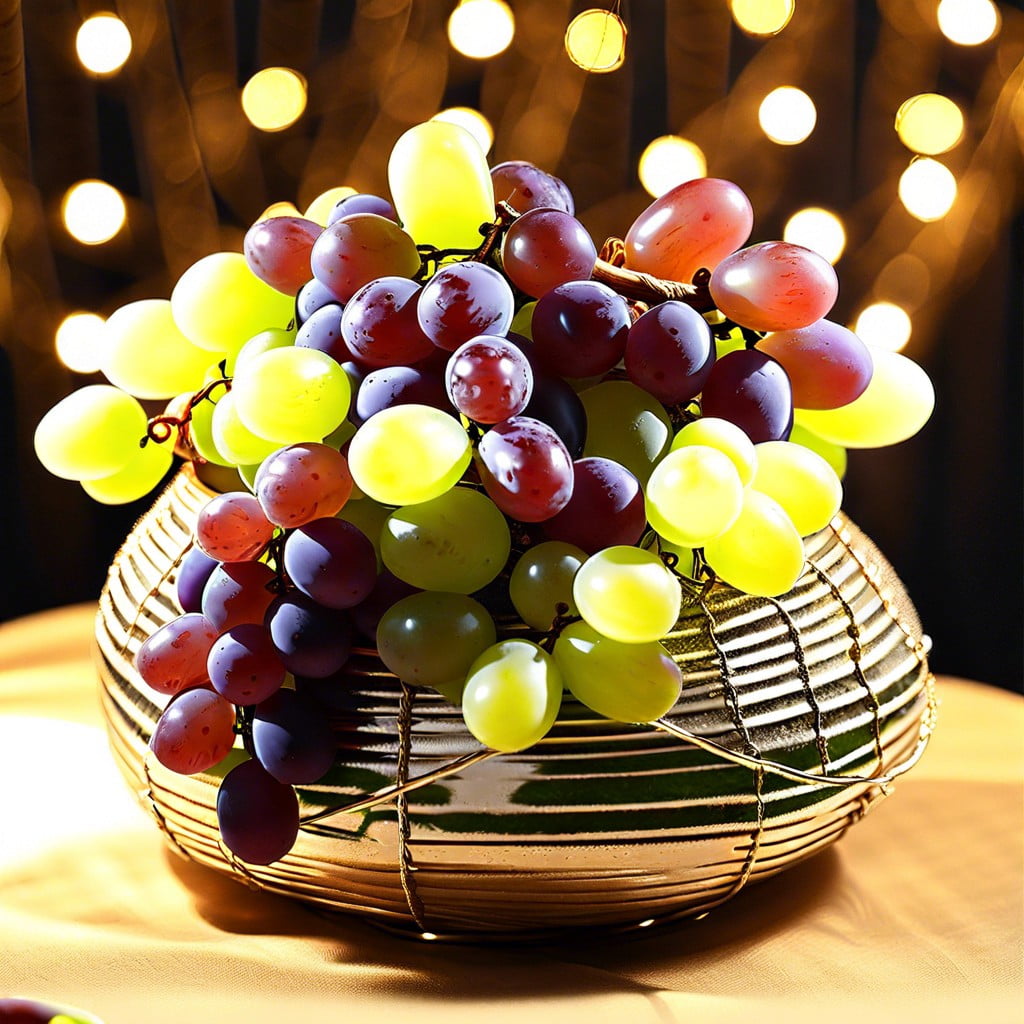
{"left": 237, "top": 461, "right": 261, "bottom": 493}
{"left": 794, "top": 348, "right": 934, "bottom": 448}
{"left": 101, "top": 299, "right": 218, "bottom": 399}
{"left": 34, "top": 385, "right": 148, "bottom": 481}
{"left": 387, "top": 120, "right": 496, "bottom": 251}
{"left": 377, "top": 591, "right": 496, "bottom": 690}
{"left": 553, "top": 620, "right": 682, "bottom": 723}
{"left": 227, "top": 327, "right": 296, "bottom": 377}
{"left": 509, "top": 540, "right": 587, "bottom": 630}
{"left": 752, "top": 440, "right": 842, "bottom": 537}
{"left": 212, "top": 389, "right": 282, "bottom": 465}
{"left": 323, "top": 417, "right": 357, "bottom": 452}
{"left": 787, "top": 421, "right": 847, "bottom": 479}
{"left": 671, "top": 415, "right": 758, "bottom": 485}
{"left": 703, "top": 489, "right": 804, "bottom": 597}
{"left": 573, "top": 546, "right": 680, "bottom": 644}
{"left": 338, "top": 496, "right": 392, "bottom": 567}
{"left": 187, "top": 393, "right": 234, "bottom": 467}
{"left": 461, "top": 639, "right": 564, "bottom": 752}
{"left": 82, "top": 433, "right": 175, "bottom": 504}
{"left": 233, "top": 347, "right": 350, "bottom": 444}
{"left": 580, "top": 380, "right": 672, "bottom": 484}
{"left": 348, "top": 404, "right": 470, "bottom": 506}
{"left": 170, "top": 251, "right": 295, "bottom": 354}
{"left": 510, "top": 300, "right": 536, "bottom": 339}
{"left": 658, "top": 537, "right": 697, "bottom": 579}
{"left": 714, "top": 324, "right": 747, "bottom": 359}
{"left": 381, "top": 487, "right": 511, "bottom": 593}
{"left": 645, "top": 445, "right": 743, "bottom": 547}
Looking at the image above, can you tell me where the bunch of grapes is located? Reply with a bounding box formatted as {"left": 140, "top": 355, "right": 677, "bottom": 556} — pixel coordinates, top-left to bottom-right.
{"left": 35, "top": 121, "right": 934, "bottom": 866}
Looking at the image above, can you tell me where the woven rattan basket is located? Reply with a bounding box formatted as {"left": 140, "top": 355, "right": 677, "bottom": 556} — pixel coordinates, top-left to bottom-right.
{"left": 95, "top": 464, "right": 934, "bottom": 937}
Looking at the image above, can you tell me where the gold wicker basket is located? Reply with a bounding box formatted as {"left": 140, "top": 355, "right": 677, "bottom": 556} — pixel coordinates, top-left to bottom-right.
{"left": 95, "top": 464, "right": 934, "bottom": 937}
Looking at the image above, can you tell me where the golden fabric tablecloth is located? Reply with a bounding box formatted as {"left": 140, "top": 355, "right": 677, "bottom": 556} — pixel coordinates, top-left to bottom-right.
{"left": 0, "top": 605, "right": 1021, "bottom": 1024}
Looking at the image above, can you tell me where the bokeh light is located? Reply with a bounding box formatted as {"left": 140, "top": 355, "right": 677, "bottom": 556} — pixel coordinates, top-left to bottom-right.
{"left": 432, "top": 107, "right": 494, "bottom": 154}
{"left": 898, "top": 157, "right": 958, "bottom": 221}
{"left": 783, "top": 207, "right": 846, "bottom": 264}
{"left": 895, "top": 93, "right": 965, "bottom": 155}
{"left": 304, "top": 187, "right": 358, "bottom": 226}
{"left": 447, "top": 0, "right": 515, "bottom": 60}
{"left": 937, "top": 0, "right": 1000, "bottom": 46}
{"left": 638, "top": 136, "right": 707, "bottom": 197}
{"left": 241, "top": 68, "right": 308, "bottom": 132}
{"left": 564, "top": 9, "right": 628, "bottom": 72}
{"left": 854, "top": 303, "right": 912, "bottom": 352}
{"left": 758, "top": 86, "right": 817, "bottom": 145}
{"left": 75, "top": 14, "right": 132, "bottom": 75}
{"left": 56, "top": 312, "right": 107, "bottom": 374}
{"left": 730, "top": 0, "right": 795, "bottom": 37}
{"left": 61, "top": 180, "right": 126, "bottom": 245}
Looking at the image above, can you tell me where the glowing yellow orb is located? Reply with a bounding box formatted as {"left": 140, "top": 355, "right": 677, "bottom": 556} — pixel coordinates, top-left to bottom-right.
{"left": 895, "top": 93, "right": 965, "bottom": 155}
{"left": 75, "top": 14, "right": 132, "bottom": 75}
{"left": 241, "top": 68, "right": 307, "bottom": 132}
{"left": 304, "top": 187, "right": 358, "bottom": 225}
{"left": 565, "top": 9, "right": 628, "bottom": 73}
{"left": 56, "top": 312, "right": 107, "bottom": 374}
{"left": 854, "top": 303, "right": 912, "bottom": 352}
{"left": 783, "top": 207, "right": 846, "bottom": 264}
{"left": 432, "top": 107, "right": 494, "bottom": 154}
{"left": 758, "top": 86, "right": 817, "bottom": 145}
{"left": 447, "top": 0, "right": 515, "bottom": 60}
{"left": 730, "top": 0, "right": 794, "bottom": 37}
{"left": 638, "top": 136, "right": 707, "bottom": 198}
{"left": 898, "top": 157, "right": 957, "bottom": 221}
{"left": 61, "top": 180, "right": 126, "bottom": 245}
{"left": 937, "top": 0, "right": 1000, "bottom": 46}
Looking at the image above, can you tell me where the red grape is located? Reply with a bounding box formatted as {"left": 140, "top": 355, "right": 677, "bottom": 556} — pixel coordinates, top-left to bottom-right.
{"left": 491, "top": 160, "right": 574, "bottom": 214}
{"left": 255, "top": 442, "right": 353, "bottom": 528}
{"left": 150, "top": 687, "right": 237, "bottom": 775}
{"left": 417, "top": 261, "right": 514, "bottom": 352}
{"left": 700, "top": 349, "right": 794, "bottom": 442}
{"left": 624, "top": 300, "right": 716, "bottom": 404}
{"left": 244, "top": 216, "right": 322, "bottom": 296}
{"left": 201, "top": 560, "right": 278, "bottom": 632}
{"left": 500, "top": 208, "right": 597, "bottom": 298}
{"left": 135, "top": 612, "right": 219, "bottom": 695}
{"left": 195, "top": 492, "right": 275, "bottom": 563}
{"left": 217, "top": 758, "right": 299, "bottom": 864}
{"left": 340, "top": 276, "right": 435, "bottom": 367}
{"left": 208, "top": 623, "right": 287, "bottom": 705}
{"left": 445, "top": 335, "right": 533, "bottom": 423}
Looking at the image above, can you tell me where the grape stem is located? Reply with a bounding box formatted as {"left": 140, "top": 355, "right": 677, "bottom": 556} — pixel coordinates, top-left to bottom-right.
{"left": 142, "top": 376, "right": 232, "bottom": 458}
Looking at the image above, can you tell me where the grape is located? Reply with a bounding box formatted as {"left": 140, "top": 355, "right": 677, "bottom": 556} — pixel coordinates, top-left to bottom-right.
{"left": 349, "top": 569, "right": 420, "bottom": 640}
{"left": 244, "top": 216, "right": 322, "bottom": 296}
{"left": 477, "top": 416, "right": 574, "bottom": 522}
{"left": 793, "top": 348, "right": 935, "bottom": 448}
{"left": 417, "top": 261, "right": 514, "bottom": 352}
{"left": 670, "top": 416, "right": 758, "bottom": 486}
{"left": 217, "top": 758, "right": 299, "bottom": 864}
{"left": 211, "top": 390, "right": 281, "bottom": 466}
{"left": 195, "top": 491, "right": 275, "bottom": 562}
{"left": 265, "top": 591, "right": 353, "bottom": 678}
{"left": 445, "top": 335, "right": 533, "bottom": 423}
{"left": 340, "top": 276, "right": 435, "bottom": 367}
{"left": 573, "top": 546, "right": 680, "bottom": 644}
{"left": 543, "top": 457, "right": 645, "bottom": 553}
{"left": 490, "top": 160, "right": 574, "bottom": 214}
{"left": 381, "top": 487, "right": 511, "bottom": 593}
{"left": 327, "top": 192, "right": 398, "bottom": 225}
{"left": 171, "top": 252, "right": 294, "bottom": 354}
{"left": 354, "top": 365, "right": 450, "bottom": 424}
{"left": 252, "top": 688, "right": 336, "bottom": 784}
{"left": 757, "top": 319, "right": 873, "bottom": 410}
{"left": 645, "top": 445, "right": 744, "bottom": 547}
{"left": 510, "top": 300, "right": 536, "bottom": 338}
{"left": 580, "top": 380, "right": 672, "bottom": 484}
{"left": 176, "top": 546, "right": 219, "bottom": 613}
{"left": 388, "top": 120, "right": 496, "bottom": 250}
{"left": 82, "top": 433, "right": 175, "bottom": 504}
{"left": 508, "top": 540, "right": 586, "bottom": 630}
{"left": 188, "top": 392, "right": 234, "bottom": 467}
{"left": 296, "top": 276, "right": 339, "bottom": 324}
{"left": 135, "top": 612, "right": 219, "bottom": 695}
{"left": 376, "top": 591, "right": 496, "bottom": 691}
{"left": 229, "top": 327, "right": 296, "bottom": 377}
{"left": 150, "top": 688, "right": 236, "bottom": 775}
{"left": 232, "top": 346, "right": 351, "bottom": 444}
{"left": 0, "top": 998, "right": 98, "bottom": 1022}
{"left": 337, "top": 496, "right": 392, "bottom": 567}
{"left": 208, "top": 623, "right": 287, "bottom": 705}
{"left": 283, "top": 517, "right": 378, "bottom": 610}
{"left": 34, "top": 385, "right": 148, "bottom": 481}
{"left": 787, "top": 421, "right": 847, "bottom": 479}
{"left": 295, "top": 303, "right": 350, "bottom": 365}
{"left": 624, "top": 178, "right": 754, "bottom": 284}
{"left": 255, "top": 442, "right": 353, "bottom": 528}
{"left": 709, "top": 241, "right": 839, "bottom": 332}
{"left": 530, "top": 280, "right": 630, "bottom": 378}
{"left": 522, "top": 366, "right": 587, "bottom": 458}
{"left": 703, "top": 489, "right": 805, "bottom": 597}
{"left": 700, "top": 349, "right": 794, "bottom": 443}
{"left": 656, "top": 537, "right": 696, "bottom": 579}
{"left": 347, "top": 404, "right": 471, "bottom": 505}
{"left": 460, "top": 639, "right": 563, "bottom": 752}
{"left": 201, "top": 560, "right": 278, "bottom": 632}
{"left": 751, "top": 440, "right": 842, "bottom": 537}
{"left": 553, "top": 621, "right": 682, "bottom": 723}
{"left": 500, "top": 209, "right": 597, "bottom": 298}
{"left": 624, "top": 300, "right": 715, "bottom": 404}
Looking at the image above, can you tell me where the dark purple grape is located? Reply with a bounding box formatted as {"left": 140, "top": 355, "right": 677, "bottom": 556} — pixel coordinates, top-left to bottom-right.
{"left": 349, "top": 569, "right": 420, "bottom": 641}
{"left": 208, "top": 623, "right": 287, "bottom": 705}
{"left": 217, "top": 758, "right": 299, "bottom": 864}
{"left": 253, "top": 688, "right": 336, "bottom": 784}
{"left": 340, "top": 276, "right": 435, "bottom": 367}
{"left": 195, "top": 492, "right": 275, "bottom": 563}
{"left": 244, "top": 216, "right": 322, "bottom": 296}
{"left": 416, "top": 261, "right": 514, "bottom": 352}
{"left": 201, "top": 560, "right": 277, "bottom": 632}
{"left": 294, "top": 669, "right": 360, "bottom": 712}
{"left": 624, "top": 300, "right": 715, "bottom": 404}
{"left": 295, "top": 303, "right": 351, "bottom": 365}
{"left": 150, "top": 688, "right": 236, "bottom": 775}
{"left": 354, "top": 365, "right": 450, "bottom": 424}
{"left": 255, "top": 442, "right": 354, "bottom": 528}
{"left": 445, "top": 335, "right": 533, "bottom": 423}
{"left": 265, "top": 591, "right": 353, "bottom": 678}
{"left": 327, "top": 193, "right": 398, "bottom": 225}
{"left": 283, "top": 517, "right": 378, "bottom": 610}
{"left": 700, "top": 349, "right": 794, "bottom": 442}
{"left": 176, "top": 545, "right": 219, "bottom": 614}
{"left": 490, "top": 160, "right": 575, "bottom": 215}
{"left": 135, "top": 612, "right": 219, "bottom": 695}
{"left": 296, "top": 276, "right": 339, "bottom": 325}
{"left": 500, "top": 208, "right": 597, "bottom": 299}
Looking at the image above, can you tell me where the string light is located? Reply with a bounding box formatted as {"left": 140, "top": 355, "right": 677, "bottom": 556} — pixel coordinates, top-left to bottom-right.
{"left": 447, "top": 0, "right": 515, "bottom": 60}
{"left": 241, "top": 68, "right": 308, "bottom": 132}
{"left": 898, "top": 157, "right": 957, "bottom": 221}
{"left": 758, "top": 87, "right": 816, "bottom": 145}
{"left": 937, "top": 0, "right": 1000, "bottom": 46}
{"left": 854, "top": 303, "right": 912, "bottom": 352}
{"left": 638, "top": 136, "right": 706, "bottom": 197}
{"left": 564, "top": 8, "right": 628, "bottom": 73}
{"left": 61, "top": 180, "right": 126, "bottom": 245}
{"left": 304, "top": 187, "right": 358, "bottom": 226}
{"left": 783, "top": 207, "right": 846, "bottom": 264}
{"left": 895, "top": 94, "right": 964, "bottom": 155}
{"left": 730, "top": 0, "right": 795, "bottom": 37}
{"left": 55, "top": 312, "right": 107, "bottom": 373}
{"left": 431, "top": 108, "right": 494, "bottom": 154}
{"left": 75, "top": 14, "right": 132, "bottom": 75}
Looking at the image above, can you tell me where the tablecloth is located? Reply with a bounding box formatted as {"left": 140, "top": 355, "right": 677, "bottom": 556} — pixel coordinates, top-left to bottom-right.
{"left": 0, "top": 604, "right": 1021, "bottom": 1024}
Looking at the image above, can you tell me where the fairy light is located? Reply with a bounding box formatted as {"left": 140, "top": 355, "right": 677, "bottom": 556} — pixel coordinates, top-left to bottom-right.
{"left": 75, "top": 14, "right": 132, "bottom": 75}
{"left": 730, "top": 0, "right": 795, "bottom": 37}
{"left": 854, "top": 303, "right": 912, "bottom": 352}
{"left": 758, "top": 87, "right": 816, "bottom": 145}
{"left": 431, "top": 107, "right": 494, "bottom": 154}
{"left": 898, "top": 157, "right": 957, "bottom": 221}
{"left": 61, "top": 180, "right": 126, "bottom": 245}
{"left": 304, "top": 187, "right": 358, "bottom": 226}
{"left": 783, "top": 207, "right": 846, "bottom": 264}
{"left": 447, "top": 0, "right": 515, "bottom": 60}
{"left": 241, "top": 68, "right": 308, "bottom": 132}
{"left": 638, "top": 136, "right": 707, "bottom": 198}
{"left": 895, "top": 94, "right": 965, "bottom": 155}
{"left": 937, "top": 0, "right": 1000, "bottom": 46}
{"left": 55, "top": 312, "right": 107, "bottom": 373}
{"left": 564, "top": 8, "right": 628, "bottom": 73}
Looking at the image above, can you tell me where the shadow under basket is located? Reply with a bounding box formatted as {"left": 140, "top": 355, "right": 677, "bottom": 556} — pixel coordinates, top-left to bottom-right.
{"left": 95, "top": 465, "right": 935, "bottom": 939}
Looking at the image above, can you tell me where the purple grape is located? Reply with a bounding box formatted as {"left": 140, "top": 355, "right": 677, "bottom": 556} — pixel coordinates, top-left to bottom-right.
{"left": 201, "top": 560, "right": 277, "bottom": 632}
{"left": 150, "top": 688, "right": 236, "bottom": 775}
{"left": 176, "top": 546, "right": 219, "bottom": 614}
{"left": 354, "top": 365, "right": 450, "bottom": 424}
{"left": 500, "top": 208, "right": 598, "bottom": 299}
{"left": 491, "top": 160, "right": 575, "bottom": 215}
{"left": 445, "top": 335, "right": 533, "bottom": 423}
{"left": 340, "top": 276, "right": 435, "bottom": 367}
{"left": 135, "top": 612, "right": 219, "bottom": 696}
{"left": 282, "top": 517, "right": 378, "bottom": 610}
{"left": 416, "top": 261, "right": 514, "bottom": 352}
{"left": 624, "top": 300, "right": 716, "bottom": 404}
{"left": 252, "top": 688, "right": 336, "bottom": 784}
{"left": 296, "top": 276, "right": 339, "bottom": 325}
{"left": 295, "top": 303, "right": 350, "bottom": 365}
{"left": 208, "top": 623, "right": 287, "bottom": 705}
{"left": 264, "top": 591, "right": 353, "bottom": 678}
{"left": 700, "top": 349, "right": 794, "bottom": 442}
{"left": 327, "top": 192, "right": 398, "bottom": 225}
{"left": 217, "top": 758, "right": 299, "bottom": 864}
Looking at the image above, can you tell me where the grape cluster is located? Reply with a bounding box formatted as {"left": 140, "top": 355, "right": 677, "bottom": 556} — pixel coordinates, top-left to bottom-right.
{"left": 34, "top": 120, "right": 936, "bottom": 866}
